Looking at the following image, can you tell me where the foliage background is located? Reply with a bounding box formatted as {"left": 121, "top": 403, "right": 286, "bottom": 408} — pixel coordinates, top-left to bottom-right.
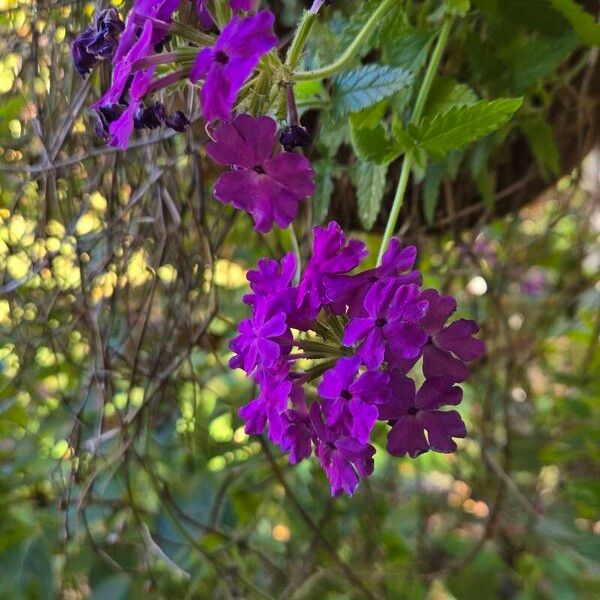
{"left": 0, "top": 0, "right": 599, "bottom": 598}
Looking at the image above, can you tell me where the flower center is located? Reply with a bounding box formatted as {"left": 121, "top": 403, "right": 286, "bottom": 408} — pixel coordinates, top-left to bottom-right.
{"left": 375, "top": 317, "right": 387, "bottom": 327}
{"left": 341, "top": 389, "right": 352, "bottom": 400}
{"left": 408, "top": 406, "right": 418, "bottom": 415}
{"left": 215, "top": 50, "right": 229, "bottom": 65}
{"left": 253, "top": 164, "right": 266, "bottom": 174}
{"left": 368, "top": 275, "right": 378, "bottom": 283}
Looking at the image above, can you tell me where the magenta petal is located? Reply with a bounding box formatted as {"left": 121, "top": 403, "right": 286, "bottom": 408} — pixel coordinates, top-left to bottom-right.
{"left": 358, "top": 330, "right": 386, "bottom": 369}
{"left": 436, "top": 319, "right": 486, "bottom": 361}
{"left": 190, "top": 47, "right": 213, "bottom": 82}
{"left": 415, "top": 377, "right": 463, "bottom": 410}
{"left": 419, "top": 409, "right": 466, "bottom": 453}
{"left": 349, "top": 399, "right": 378, "bottom": 443}
{"left": 423, "top": 344, "right": 470, "bottom": 382}
{"left": 239, "top": 397, "right": 267, "bottom": 435}
{"left": 201, "top": 65, "right": 234, "bottom": 122}
{"left": 264, "top": 152, "right": 316, "bottom": 199}
{"left": 420, "top": 289, "right": 457, "bottom": 334}
{"left": 342, "top": 317, "right": 372, "bottom": 346}
{"left": 377, "top": 371, "right": 416, "bottom": 420}
{"left": 387, "top": 416, "right": 429, "bottom": 458}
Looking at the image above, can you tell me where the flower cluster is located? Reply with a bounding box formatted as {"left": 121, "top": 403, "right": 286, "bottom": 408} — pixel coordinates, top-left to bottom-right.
{"left": 230, "top": 222, "right": 485, "bottom": 496}
{"left": 72, "top": 1, "right": 277, "bottom": 150}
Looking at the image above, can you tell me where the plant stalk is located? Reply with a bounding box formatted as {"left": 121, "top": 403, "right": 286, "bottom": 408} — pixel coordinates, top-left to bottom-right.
{"left": 376, "top": 17, "right": 453, "bottom": 265}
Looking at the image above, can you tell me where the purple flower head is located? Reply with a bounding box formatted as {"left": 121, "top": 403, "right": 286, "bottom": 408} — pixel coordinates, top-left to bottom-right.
{"left": 379, "top": 372, "right": 466, "bottom": 457}
{"left": 239, "top": 363, "right": 291, "bottom": 443}
{"left": 230, "top": 0, "right": 255, "bottom": 9}
{"left": 190, "top": 11, "right": 278, "bottom": 122}
{"left": 343, "top": 280, "right": 429, "bottom": 369}
{"left": 132, "top": 101, "right": 190, "bottom": 132}
{"left": 420, "top": 289, "right": 485, "bottom": 382}
{"left": 206, "top": 115, "right": 316, "bottom": 233}
{"left": 298, "top": 222, "right": 367, "bottom": 316}
{"left": 318, "top": 357, "right": 389, "bottom": 443}
{"left": 72, "top": 8, "right": 125, "bottom": 77}
{"left": 325, "top": 239, "right": 420, "bottom": 316}
{"left": 244, "top": 252, "right": 297, "bottom": 306}
{"left": 310, "top": 403, "right": 375, "bottom": 497}
{"left": 229, "top": 300, "right": 288, "bottom": 374}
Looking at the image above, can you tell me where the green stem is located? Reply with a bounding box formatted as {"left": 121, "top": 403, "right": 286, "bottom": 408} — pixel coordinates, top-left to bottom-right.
{"left": 294, "top": 0, "right": 397, "bottom": 81}
{"left": 376, "top": 17, "right": 453, "bottom": 265}
{"left": 170, "top": 20, "right": 214, "bottom": 46}
{"left": 285, "top": 11, "right": 317, "bottom": 70}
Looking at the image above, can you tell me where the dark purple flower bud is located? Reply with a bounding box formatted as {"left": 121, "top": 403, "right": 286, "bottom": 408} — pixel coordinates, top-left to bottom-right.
{"left": 72, "top": 8, "right": 125, "bottom": 78}
{"left": 163, "top": 110, "right": 191, "bottom": 132}
{"left": 94, "top": 104, "right": 124, "bottom": 139}
{"left": 134, "top": 102, "right": 165, "bottom": 130}
{"left": 279, "top": 125, "right": 311, "bottom": 152}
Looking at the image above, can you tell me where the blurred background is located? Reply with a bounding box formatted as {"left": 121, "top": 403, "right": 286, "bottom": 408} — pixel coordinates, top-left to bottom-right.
{"left": 0, "top": 0, "right": 599, "bottom": 598}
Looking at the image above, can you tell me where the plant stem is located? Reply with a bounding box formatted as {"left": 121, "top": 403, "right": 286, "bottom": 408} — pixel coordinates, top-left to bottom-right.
{"left": 376, "top": 17, "right": 452, "bottom": 265}
{"left": 293, "top": 0, "right": 397, "bottom": 81}
{"left": 285, "top": 11, "right": 317, "bottom": 71}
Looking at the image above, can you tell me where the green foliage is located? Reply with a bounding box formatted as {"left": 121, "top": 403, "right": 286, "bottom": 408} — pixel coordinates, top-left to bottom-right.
{"left": 549, "top": 0, "right": 600, "bottom": 46}
{"left": 351, "top": 160, "right": 388, "bottom": 230}
{"left": 331, "top": 65, "right": 414, "bottom": 115}
{"left": 411, "top": 98, "right": 523, "bottom": 159}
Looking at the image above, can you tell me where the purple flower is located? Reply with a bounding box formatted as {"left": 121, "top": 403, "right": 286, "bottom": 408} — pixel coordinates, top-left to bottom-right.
{"left": 206, "top": 114, "right": 316, "bottom": 233}
{"left": 318, "top": 357, "right": 389, "bottom": 443}
{"left": 230, "top": 0, "right": 255, "bottom": 9}
{"left": 324, "top": 238, "right": 419, "bottom": 316}
{"left": 420, "top": 289, "right": 485, "bottom": 382}
{"left": 72, "top": 8, "right": 125, "bottom": 77}
{"left": 190, "top": 11, "right": 277, "bottom": 122}
{"left": 279, "top": 125, "right": 311, "bottom": 152}
{"left": 310, "top": 403, "right": 375, "bottom": 497}
{"left": 343, "top": 280, "right": 429, "bottom": 369}
{"left": 229, "top": 301, "right": 288, "bottom": 374}
{"left": 298, "top": 222, "right": 367, "bottom": 315}
{"left": 239, "top": 365, "right": 291, "bottom": 443}
{"left": 378, "top": 372, "right": 466, "bottom": 457}
{"left": 244, "top": 252, "right": 297, "bottom": 307}
{"left": 280, "top": 389, "right": 314, "bottom": 464}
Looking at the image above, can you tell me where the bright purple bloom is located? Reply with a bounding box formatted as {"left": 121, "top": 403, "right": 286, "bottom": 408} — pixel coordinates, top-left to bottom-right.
{"left": 244, "top": 252, "right": 297, "bottom": 307}
{"left": 324, "top": 238, "right": 420, "bottom": 316}
{"left": 343, "top": 280, "right": 429, "bottom": 369}
{"left": 298, "top": 222, "right": 367, "bottom": 315}
{"left": 239, "top": 365, "right": 291, "bottom": 443}
{"left": 229, "top": 301, "right": 288, "bottom": 374}
{"left": 206, "top": 114, "right": 316, "bottom": 233}
{"left": 310, "top": 403, "right": 375, "bottom": 497}
{"left": 420, "top": 289, "right": 485, "bottom": 382}
{"left": 230, "top": 0, "right": 255, "bottom": 9}
{"left": 72, "top": 8, "right": 125, "bottom": 77}
{"left": 378, "top": 372, "right": 466, "bottom": 457}
{"left": 318, "top": 357, "right": 389, "bottom": 443}
{"left": 190, "top": 11, "right": 277, "bottom": 122}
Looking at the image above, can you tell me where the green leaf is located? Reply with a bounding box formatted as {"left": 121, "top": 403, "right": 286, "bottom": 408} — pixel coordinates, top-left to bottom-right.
{"left": 313, "top": 159, "right": 335, "bottom": 223}
{"left": 349, "top": 100, "right": 389, "bottom": 130}
{"left": 423, "top": 163, "right": 445, "bottom": 225}
{"left": 383, "top": 29, "right": 433, "bottom": 73}
{"left": 413, "top": 98, "right": 523, "bottom": 159}
{"left": 352, "top": 160, "right": 388, "bottom": 230}
{"left": 549, "top": 0, "right": 600, "bottom": 46}
{"left": 332, "top": 65, "right": 414, "bottom": 115}
{"left": 522, "top": 118, "right": 560, "bottom": 178}
{"left": 423, "top": 77, "right": 478, "bottom": 118}
{"left": 350, "top": 123, "right": 402, "bottom": 165}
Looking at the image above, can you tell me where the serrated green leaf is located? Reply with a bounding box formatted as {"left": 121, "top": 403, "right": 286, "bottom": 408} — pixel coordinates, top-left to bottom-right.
{"left": 549, "top": 0, "right": 600, "bottom": 46}
{"left": 392, "top": 117, "right": 419, "bottom": 152}
{"left": 352, "top": 160, "right": 388, "bottom": 230}
{"left": 332, "top": 65, "right": 414, "bottom": 115}
{"left": 413, "top": 98, "right": 523, "bottom": 159}
{"left": 313, "top": 160, "right": 335, "bottom": 223}
{"left": 350, "top": 123, "right": 402, "bottom": 165}
{"left": 424, "top": 77, "right": 478, "bottom": 118}
{"left": 522, "top": 118, "right": 560, "bottom": 178}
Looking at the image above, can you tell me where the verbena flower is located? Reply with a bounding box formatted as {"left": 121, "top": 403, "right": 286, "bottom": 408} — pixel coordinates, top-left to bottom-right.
{"left": 378, "top": 373, "right": 466, "bottom": 457}
{"left": 419, "top": 289, "right": 485, "bottom": 382}
{"left": 231, "top": 222, "right": 485, "bottom": 496}
{"left": 206, "top": 114, "right": 315, "bottom": 233}
{"left": 190, "top": 11, "right": 277, "bottom": 122}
